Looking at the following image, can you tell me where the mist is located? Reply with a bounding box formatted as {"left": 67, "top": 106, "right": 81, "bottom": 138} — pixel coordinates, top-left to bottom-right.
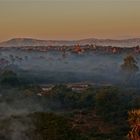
{"left": 0, "top": 49, "right": 140, "bottom": 86}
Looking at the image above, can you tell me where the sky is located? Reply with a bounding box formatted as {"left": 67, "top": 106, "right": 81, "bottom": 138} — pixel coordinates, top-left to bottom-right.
{"left": 0, "top": 0, "right": 140, "bottom": 41}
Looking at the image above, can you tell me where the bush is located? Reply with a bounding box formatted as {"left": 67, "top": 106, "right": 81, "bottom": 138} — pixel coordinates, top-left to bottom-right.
{"left": 28, "top": 112, "right": 86, "bottom": 140}
{"left": 0, "top": 70, "right": 20, "bottom": 87}
{"left": 95, "top": 87, "right": 124, "bottom": 122}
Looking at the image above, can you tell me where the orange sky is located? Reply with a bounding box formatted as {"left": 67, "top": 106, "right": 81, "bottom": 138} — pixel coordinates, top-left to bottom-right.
{"left": 0, "top": 0, "right": 140, "bottom": 41}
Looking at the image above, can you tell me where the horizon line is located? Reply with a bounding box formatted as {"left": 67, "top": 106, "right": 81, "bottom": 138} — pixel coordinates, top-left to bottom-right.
{"left": 1, "top": 36, "right": 140, "bottom": 42}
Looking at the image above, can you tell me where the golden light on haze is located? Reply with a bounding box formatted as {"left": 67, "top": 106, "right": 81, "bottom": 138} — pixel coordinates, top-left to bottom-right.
{"left": 0, "top": 0, "right": 140, "bottom": 41}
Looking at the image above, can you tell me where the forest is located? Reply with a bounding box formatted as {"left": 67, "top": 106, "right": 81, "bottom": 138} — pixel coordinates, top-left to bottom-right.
{"left": 0, "top": 51, "right": 139, "bottom": 140}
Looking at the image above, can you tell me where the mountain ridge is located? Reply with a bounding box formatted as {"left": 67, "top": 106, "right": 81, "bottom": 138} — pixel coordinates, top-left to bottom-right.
{"left": 1, "top": 37, "right": 140, "bottom": 47}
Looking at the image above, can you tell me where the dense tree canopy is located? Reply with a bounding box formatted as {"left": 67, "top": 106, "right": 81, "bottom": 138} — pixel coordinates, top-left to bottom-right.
{"left": 0, "top": 70, "right": 20, "bottom": 86}
{"left": 121, "top": 55, "right": 139, "bottom": 74}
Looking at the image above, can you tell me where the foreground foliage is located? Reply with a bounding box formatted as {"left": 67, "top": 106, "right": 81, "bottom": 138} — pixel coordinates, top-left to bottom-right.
{"left": 128, "top": 109, "right": 140, "bottom": 140}
{"left": 0, "top": 82, "right": 139, "bottom": 139}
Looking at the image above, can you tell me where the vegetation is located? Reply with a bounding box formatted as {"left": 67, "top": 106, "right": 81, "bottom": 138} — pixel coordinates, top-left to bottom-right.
{"left": 121, "top": 55, "right": 139, "bottom": 72}
{"left": 121, "top": 54, "right": 139, "bottom": 86}
{"left": 121, "top": 54, "right": 139, "bottom": 74}
{"left": 127, "top": 109, "right": 140, "bottom": 140}
{"left": 27, "top": 112, "right": 86, "bottom": 140}
{"left": 95, "top": 87, "right": 123, "bottom": 122}
{"left": 0, "top": 69, "right": 139, "bottom": 139}
{"left": 46, "top": 85, "right": 96, "bottom": 110}
{"left": 0, "top": 83, "right": 139, "bottom": 139}
{"left": 0, "top": 70, "right": 20, "bottom": 86}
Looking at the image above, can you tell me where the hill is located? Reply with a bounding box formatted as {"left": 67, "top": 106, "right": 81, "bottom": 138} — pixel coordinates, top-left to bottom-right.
{"left": 0, "top": 37, "right": 140, "bottom": 47}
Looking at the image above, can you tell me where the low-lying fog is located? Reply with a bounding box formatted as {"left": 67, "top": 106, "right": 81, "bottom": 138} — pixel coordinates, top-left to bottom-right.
{"left": 0, "top": 49, "right": 140, "bottom": 86}
{"left": 0, "top": 49, "right": 140, "bottom": 140}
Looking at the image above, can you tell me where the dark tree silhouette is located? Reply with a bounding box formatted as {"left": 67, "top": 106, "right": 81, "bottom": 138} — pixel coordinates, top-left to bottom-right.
{"left": 121, "top": 55, "right": 139, "bottom": 74}
{"left": 0, "top": 70, "right": 20, "bottom": 86}
{"left": 121, "top": 55, "right": 139, "bottom": 86}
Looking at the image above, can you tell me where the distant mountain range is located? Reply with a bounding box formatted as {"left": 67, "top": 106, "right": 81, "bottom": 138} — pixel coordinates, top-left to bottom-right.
{"left": 0, "top": 38, "right": 140, "bottom": 47}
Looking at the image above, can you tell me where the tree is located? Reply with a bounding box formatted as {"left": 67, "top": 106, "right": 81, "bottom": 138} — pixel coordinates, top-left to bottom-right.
{"left": 121, "top": 55, "right": 139, "bottom": 85}
{"left": 121, "top": 55, "right": 139, "bottom": 74}
{"left": 95, "top": 87, "right": 123, "bottom": 122}
{"left": 28, "top": 112, "right": 85, "bottom": 140}
{"left": 0, "top": 70, "right": 20, "bottom": 86}
{"left": 127, "top": 109, "right": 140, "bottom": 140}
